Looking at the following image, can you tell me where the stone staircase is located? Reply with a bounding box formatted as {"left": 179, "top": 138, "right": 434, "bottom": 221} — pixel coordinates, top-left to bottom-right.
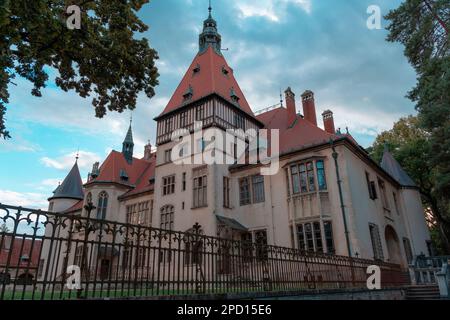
{"left": 405, "top": 285, "right": 441, "bottom": 300}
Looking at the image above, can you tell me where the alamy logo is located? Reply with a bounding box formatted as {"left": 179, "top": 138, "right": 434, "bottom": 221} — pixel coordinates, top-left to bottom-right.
{"left": 66, "top": 265, "right": 81, "bottom": 290}
{"left": 366, "top": 265, "right": 381, "bottom": 290}
{"left": 366, "top": 5, "right": 382, "bottom": 30}
{"left": 66, "top": 5, "right": 81, "bottom": 30}
{"left": 171, "top": 121, "right": 280, "bottom": 176}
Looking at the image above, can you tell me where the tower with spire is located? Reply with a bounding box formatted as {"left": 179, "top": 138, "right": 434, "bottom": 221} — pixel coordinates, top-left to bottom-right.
{"left": 48, "top": 157, "right": 84, "bottom": 213}
{"left": 122, "top": 119, "right": 134, "bottom": 164}
{"left": 199, "top": 1, "right": 222, "bottom": 54}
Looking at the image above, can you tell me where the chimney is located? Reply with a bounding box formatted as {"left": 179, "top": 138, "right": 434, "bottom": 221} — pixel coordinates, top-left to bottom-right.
{"left": 301, "top": 90, "right": 317, "bottom": 126}
{"left": 322, "top": 110, "right": 335, "bottom": 134}
{"left": 285, "top": 87, "right": 297, "bottom": 127}
{"left": 144, "top": 142, "right": 153, "bottom": 160}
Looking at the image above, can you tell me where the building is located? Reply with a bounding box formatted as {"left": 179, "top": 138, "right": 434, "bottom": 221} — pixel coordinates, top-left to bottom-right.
{"left": 41, "top": 6, "right": 430, "bottom": 281}
{"left": 0, "top": 236, "right": 43, "bottom": 284}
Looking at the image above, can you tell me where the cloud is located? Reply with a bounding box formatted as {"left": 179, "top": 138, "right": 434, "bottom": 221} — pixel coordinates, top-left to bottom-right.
{"left": 235, "top": 0, "right": 312, "bottom": 22}
{"left": 40, "top": 150, "right": 101, "bottom": 171}
{"left": 0, "top": 190, "right": 48, "bottom": 210}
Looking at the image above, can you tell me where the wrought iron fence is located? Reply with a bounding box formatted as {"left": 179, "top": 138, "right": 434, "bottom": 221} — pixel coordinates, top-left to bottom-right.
{"left": 0, "top": 203, "right": 408, "bottom": 300}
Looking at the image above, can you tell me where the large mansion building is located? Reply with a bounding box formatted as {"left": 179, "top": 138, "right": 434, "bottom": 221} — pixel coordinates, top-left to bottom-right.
{"left": 43, "top": 8, "right": 430, "bottom": 278}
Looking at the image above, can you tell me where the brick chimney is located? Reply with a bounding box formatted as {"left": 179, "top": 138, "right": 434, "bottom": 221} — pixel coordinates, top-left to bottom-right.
{"left": 285, "top": 87, "right": 297, "bottom": 127}
{"left": 322, "top": 110, "right": 335, "bottom": 134}
{"left": 144, "top": 141, "right": 153, "bottom": 160}
{"left": 301, "top": 90, "right": 317, "bottom": 126}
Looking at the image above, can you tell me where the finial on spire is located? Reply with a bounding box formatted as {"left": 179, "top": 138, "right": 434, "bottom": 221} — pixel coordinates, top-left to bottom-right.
{"left": 75, "top": 148, "right": 79, "bottom": 163}
{"left": 208, "top": 0, "right": 212, "bottom": 16}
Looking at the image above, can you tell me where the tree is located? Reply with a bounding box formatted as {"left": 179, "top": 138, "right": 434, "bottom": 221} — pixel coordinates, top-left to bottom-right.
{"left": 369, "top": 116, "right": 450, "bottom": 254}
{"left": 385, "top": 0, "right": 450, "bottom": 253}
{"left": 0, "top": 0, "right": 159, "bottom": 139}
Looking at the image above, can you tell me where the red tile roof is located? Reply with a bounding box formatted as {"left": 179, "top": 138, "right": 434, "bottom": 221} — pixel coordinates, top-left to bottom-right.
{"left": 64, "top": 200, "right": 83, "bottom": 214}
{"left": 256, "top": 107, "right": 337, "bottom": 155}
{"left": 86, "top": 151, "right": 152, "bottom": 187}
{"left": 157, "top": 46, "right": 255, "bottom": 119}
{"left": 119, "top": 153, "right": 156, "bottom": 199}
{"left": 0, "top": 237, "right": 42, "bottom": 271}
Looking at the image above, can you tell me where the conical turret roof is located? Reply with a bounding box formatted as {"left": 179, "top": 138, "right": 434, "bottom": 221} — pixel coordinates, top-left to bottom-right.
{"left": 49, "top": 162, "right": 84, "bottom": 201}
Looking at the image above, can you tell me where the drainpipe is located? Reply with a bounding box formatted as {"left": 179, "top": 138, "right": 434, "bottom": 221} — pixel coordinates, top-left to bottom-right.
{"left": 330, "top": 140, "right": 352, "bottom": 257}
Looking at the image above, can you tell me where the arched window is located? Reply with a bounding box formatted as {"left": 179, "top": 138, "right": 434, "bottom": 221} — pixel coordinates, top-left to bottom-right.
{"left": 160, "top": 205, "right": 174, "bottom": 230}
{"left": 96, "top": 192, "right": 108, "bottom": 220}
{"left": 84, "top": 192, "right": 92, "bottom": 217}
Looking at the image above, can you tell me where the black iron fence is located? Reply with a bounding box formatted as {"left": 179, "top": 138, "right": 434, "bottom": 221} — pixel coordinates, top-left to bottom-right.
{"left": 0, "top": 203, "right": 409, "bottom": 300}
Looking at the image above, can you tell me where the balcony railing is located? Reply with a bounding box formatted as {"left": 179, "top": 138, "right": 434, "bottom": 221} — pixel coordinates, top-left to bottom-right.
{"left": 0, "top": 203, "right": 409, "bottom": 300}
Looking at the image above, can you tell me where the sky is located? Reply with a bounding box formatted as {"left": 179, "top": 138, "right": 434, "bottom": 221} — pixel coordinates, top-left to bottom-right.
{"left": 0, "top": 0, "right": 418, "bottom": 210}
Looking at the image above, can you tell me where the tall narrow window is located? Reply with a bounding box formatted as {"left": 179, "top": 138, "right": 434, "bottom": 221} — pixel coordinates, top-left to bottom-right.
{"left": 239, "top": 177, "right": 250, "bottom": 206}
{"left": 196, "top": 105, "right": 204, "bottom": 121}
{"left": 369, "top": 223, "right": 384, "bottom": 261}
{"left": 160, "top": 205, "right": 174, "bottom": 230}
{"left": 223, "top": 177, "right": 230, "bottom": 208}
{"left": 297, "top": 224, "right": 306, "bottom": 251}
{"left": 403, "top": 237, "right": 413, "bottom": 264}
{"left": 180, "top": 111, "right": 187, "bottom": 128}
{"left": 316, "top": 160, "right": 327, "bottom": 190}
{"left": 378, "top": 178, "right": 390, "bottom": 210}
{"left": 162, "top": 175, "right": 175, "bottom": 196}
{"left": 324, "top": 221, "right": 335, "bottom": 254}
{"left": 393, "top": 192, "right": 401, "bottom": 215}
{"left": 164, "top": 149, "right": 172, "bottom": 163}
{"left": 182, "top": 172, "right": 186, "bottom": 191}
{"left": 285, "top": 168, "right": 291, "bottom": 195}
{"left": 193, "top": 167, "right": 207, "bottom": 208}
{"left": 291, "top": 165, "right": 300, "bottom": 194}
{"left": 252, "top": 175, "right": 265, "bottom": 203}
{"left": 313, "top": 222, "right": 323, "bottom": 253}
{"left": 305, "top": 223, "right": 314, "bottom": 251}
{"left": 96, "top": 191, "right": 108, "bottom": 219}
{"left": 365, "top": 172, "right": 377, "bottom": 200}
{"left": 299, "top": 164, "right": 308, "bottom": 193}
{"left": 306, "top": 162, "right": 315, "bottom": 192}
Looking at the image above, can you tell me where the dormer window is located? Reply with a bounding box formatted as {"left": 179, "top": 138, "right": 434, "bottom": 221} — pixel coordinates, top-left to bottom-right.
{"left": 183, "top": 85, "right": 193, "bottom": 101}
{"left": 222, "top": 66, "right": 229, "bottom": 76}
{"left": 193, "top": 64, "right": 200, "bottom": 74}
{"left": 120, "top": 169, "right": 129, "bottom": 181}
{"left": 230, "top": 88, "right": 240, "bottom": 103}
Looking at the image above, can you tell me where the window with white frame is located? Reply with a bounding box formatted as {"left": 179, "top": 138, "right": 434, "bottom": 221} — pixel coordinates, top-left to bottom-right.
{"left": 239, "top": 177, "right": 251, "bottom": 206}
{"left": 162, "top": 175, "right": 175, "bottom": 196}
{"left": 96, "top": 191, "right": 108, "bottom": 219}
{"left": 193, "top": 167, "right": 207, "bottom": 208}
{"left": 296, "top": 221, "right": 335, "bottom": 254}
{"left": 290, "top": 160, "right": 327, "bottom": 195}
{"left": 164, "top": 149, "right": 172, "bottom": 163}
{"left": 252, "top": 175, "right": 265, "bottom": 203}
{"left": 160, "top": 205, "right": 174, "bottom": 230}
{"left": 239, "top": 175, "right": 265, "bottom": 206}
{"left": 126, "top": 201, "right": 151, "bottom": 225}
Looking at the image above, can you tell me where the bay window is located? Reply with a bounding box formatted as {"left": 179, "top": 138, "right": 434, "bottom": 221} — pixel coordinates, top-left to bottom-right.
{"left": 290, "top": 159, "right": 327, "bottom": 195}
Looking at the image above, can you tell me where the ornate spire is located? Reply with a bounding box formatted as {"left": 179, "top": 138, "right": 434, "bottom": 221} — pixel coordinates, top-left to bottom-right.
{"left": 122, "top": 119, "right": 134, "bottom": 163}
{"left": 199, "top": 0, "right": 222, "bottom": 54}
